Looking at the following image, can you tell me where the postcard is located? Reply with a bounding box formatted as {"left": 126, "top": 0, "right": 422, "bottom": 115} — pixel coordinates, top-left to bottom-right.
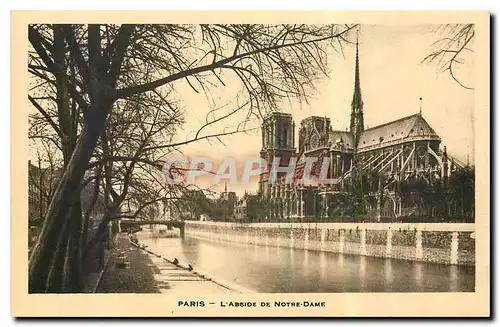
{"left": 12, "top": 10, "right": 490, "bottom": 317}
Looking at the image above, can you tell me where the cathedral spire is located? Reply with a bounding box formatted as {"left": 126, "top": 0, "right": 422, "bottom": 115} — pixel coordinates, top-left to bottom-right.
{"left": 350, "top": 29, "right": 364, "bottom": 148}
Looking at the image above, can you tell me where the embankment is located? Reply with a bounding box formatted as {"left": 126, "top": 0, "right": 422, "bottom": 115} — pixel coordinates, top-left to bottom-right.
{"left": 184, "top": 221, "right": 475, "bottom": 266}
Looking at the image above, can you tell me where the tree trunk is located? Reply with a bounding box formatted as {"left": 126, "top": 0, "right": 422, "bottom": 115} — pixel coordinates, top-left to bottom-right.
{"left": 43, "top": 199, "right": 81, "bottom": 292}
{"left": 28, "top": 24, "right": 87, "bottom": 293}
{"left": 67, "top": 200, "right": 83, "bottom": 291}
{"left": 83, "top": 208, "right": 117, "bottom": 260}
{"left": 28, "top": 24, "right": 133, "bottom": 293}
{"left": 28, "top": 112, "right": 108, "bottom": 293}
{"left": 44, "top": 211, "right": 70, "bottom": 292}
{"left": 81, "top": 209, "right": 91, "bottom": 248}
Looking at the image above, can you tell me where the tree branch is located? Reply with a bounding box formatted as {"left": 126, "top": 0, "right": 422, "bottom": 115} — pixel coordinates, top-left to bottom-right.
{"left": 28, "top": 95, "right": 63, "bottom": 139}
{"left": 115, "top": 25, "right": 355, "bottom": 99}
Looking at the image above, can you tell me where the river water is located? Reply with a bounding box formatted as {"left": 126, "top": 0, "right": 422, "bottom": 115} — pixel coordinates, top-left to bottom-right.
{"left": 137, "top": 231, "right": 475, "bottom": 293}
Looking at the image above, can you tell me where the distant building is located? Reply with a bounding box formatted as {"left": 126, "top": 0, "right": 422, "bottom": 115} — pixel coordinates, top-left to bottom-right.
{"left": 29, "top": 161, "right": 106, "bottom": 224}
{"left": 28, "top": 161, "right": 44, "bottom": 223}
{"left": 217, "top": 183, "right": 238, "bottom": 220}
{"left": 173, "top": 188, "right": 235, "bottom": 221}
{"left": 28, "top": 160, "right": 58, "bottom": 225}
{"left": 235, "top": 192, "right": 262, "bottom": 220}
{"left": 28, "top": 161, "right": 107, "bottom": 249}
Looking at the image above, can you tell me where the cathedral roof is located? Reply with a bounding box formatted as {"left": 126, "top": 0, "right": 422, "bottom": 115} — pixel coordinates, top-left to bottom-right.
{"left": 357, "top": 113, "right": 441, "bottom": 151}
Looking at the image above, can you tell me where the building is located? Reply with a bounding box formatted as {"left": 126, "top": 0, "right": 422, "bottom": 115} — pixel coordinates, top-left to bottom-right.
{"left": 172, "top": 186, "right": 238, "bottom": 221}
{"left": 28, "top": 160, "right": 61, "bottom": 225}
{"left": 28, "top": 160, "right": 46, "bottom": 224}
{"left": 28, "top": 161, "right": 108, "bottom": 250}
{"left": 173, "top": 189, "right": 212, "bottom": 220}
{"left": 235, "top": 192, "right": 262, "bottom": 221}
{"left": 258, "top": 38, "right": 468, "bottom": 221}
{"left": 217, "top": 183, "right": 238, "bottom": 220}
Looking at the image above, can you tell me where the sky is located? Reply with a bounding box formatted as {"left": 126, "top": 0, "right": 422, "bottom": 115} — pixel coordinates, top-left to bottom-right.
{"left": 172, "top": 24, "right": 475, "bottom": 197}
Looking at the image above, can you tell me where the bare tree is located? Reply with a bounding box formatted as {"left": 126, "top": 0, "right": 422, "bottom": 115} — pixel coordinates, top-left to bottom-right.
{"left": 423, "top": 24, "right": 474, "bottom": 89}
{"left": 29, "top": 24, "right": 87, "bottom": 292}
{"left": 81, "top": 89, "right": 185, "bottom": 257}
{"left": 27, "top": 23, "right": 356, "bottom": 292}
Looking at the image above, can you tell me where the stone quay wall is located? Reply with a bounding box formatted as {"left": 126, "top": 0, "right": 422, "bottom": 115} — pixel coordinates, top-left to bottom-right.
{"left": 185, "top": 221, "right": 475, "bottom": 266}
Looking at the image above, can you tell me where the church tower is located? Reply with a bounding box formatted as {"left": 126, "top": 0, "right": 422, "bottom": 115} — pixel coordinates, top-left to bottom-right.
{"left": 258, "top": 112, "right": 295, "bottom": 197}
{"left": 349, "top": 33, "right": 365, "bottom": 149}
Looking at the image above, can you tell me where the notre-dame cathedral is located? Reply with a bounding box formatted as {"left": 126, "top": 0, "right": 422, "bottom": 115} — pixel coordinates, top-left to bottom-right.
{"left": 257, "top": 39, "right": 468, "bottom": 221}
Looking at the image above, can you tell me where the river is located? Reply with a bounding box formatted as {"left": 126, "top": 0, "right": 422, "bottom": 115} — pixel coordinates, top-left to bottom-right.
{"left": 137, "top": 230, "right": 475, "bottom": 293}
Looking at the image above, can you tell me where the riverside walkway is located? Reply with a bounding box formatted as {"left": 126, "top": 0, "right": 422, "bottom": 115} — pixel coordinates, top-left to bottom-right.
{"left": 96, "top": 234, "right": 237, "bottom": 293}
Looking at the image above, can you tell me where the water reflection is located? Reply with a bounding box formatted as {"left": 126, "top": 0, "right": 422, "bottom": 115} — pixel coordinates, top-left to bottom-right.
{"left": 449, "top": 265, "right": 458, "bottom": 292}
{"left": 414, "top": 262, "right": 423, "bottom": 289}
{"left": 138, "top": 233, "right": 475, "bottom": 293}
{"left": 359, "top": 256, "right": 366, "bottom": 291}
{"left": 319, "top": 251, "right": 327, "bottom": 280}
{"left": 338, "top": 252, "right": 345, "bottom": 269}
{"left": 289, "top": 245, "right": 295, "bottom": 265}
{"left": 384, "top": 259, "right": 393, "bottom": 290}
{"left": 303, "top": 249, "right": 309, "bottom": 275}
